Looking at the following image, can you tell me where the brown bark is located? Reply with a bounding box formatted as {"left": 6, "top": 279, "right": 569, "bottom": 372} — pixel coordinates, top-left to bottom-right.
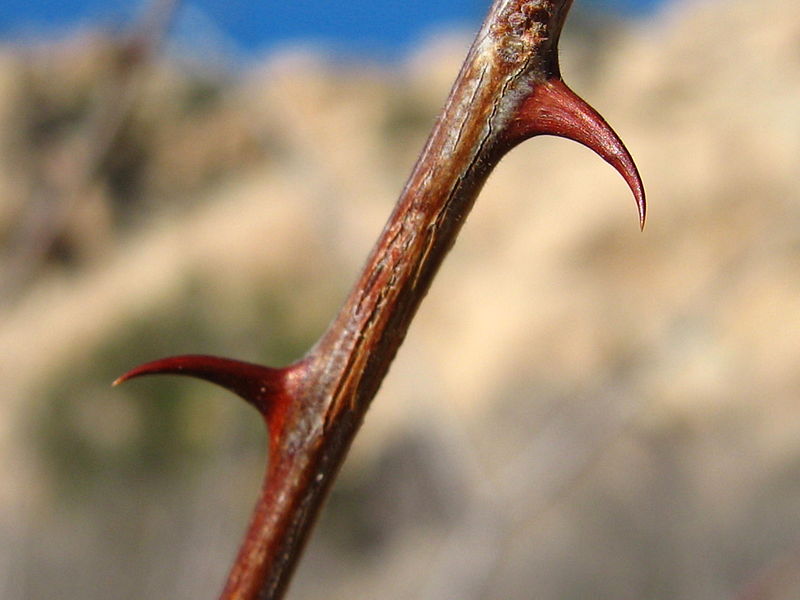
{"left": 115, "top": 1, "right": 645, "bottom": 598}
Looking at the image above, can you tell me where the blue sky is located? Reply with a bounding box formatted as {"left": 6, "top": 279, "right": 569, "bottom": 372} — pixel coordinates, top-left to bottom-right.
{"left": 1, "top": 0, "right": 669, "bottom": 61}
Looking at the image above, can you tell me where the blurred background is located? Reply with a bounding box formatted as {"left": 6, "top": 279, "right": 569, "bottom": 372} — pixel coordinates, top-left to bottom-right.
{"left": 2, "top": 0, "right": 800, "bottom": 598}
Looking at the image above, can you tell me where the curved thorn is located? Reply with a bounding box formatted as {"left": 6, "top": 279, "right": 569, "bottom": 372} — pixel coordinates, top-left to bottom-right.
{"left": 113, "top": 354, "right": 286, "bottom": 415}
{"left": 506, "top": 78, "right": 646, "bottom": 230}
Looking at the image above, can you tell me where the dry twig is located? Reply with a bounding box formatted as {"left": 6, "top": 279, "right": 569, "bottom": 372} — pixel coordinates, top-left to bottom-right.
{"left": 116, "top": 1, "right": 645, "bottom": 598}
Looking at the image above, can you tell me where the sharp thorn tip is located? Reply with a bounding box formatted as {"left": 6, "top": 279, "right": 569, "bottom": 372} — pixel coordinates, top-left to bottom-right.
{"left": 113, "top": 354, "right": 287, "bottom": 415}
{"left": 507, "top": 78, "right": 646, "bottom": 232}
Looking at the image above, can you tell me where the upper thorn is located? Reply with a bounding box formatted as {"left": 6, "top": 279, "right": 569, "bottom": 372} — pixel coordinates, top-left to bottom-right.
{"left": 504, "top": 78, "right": 646, "bottom": 230}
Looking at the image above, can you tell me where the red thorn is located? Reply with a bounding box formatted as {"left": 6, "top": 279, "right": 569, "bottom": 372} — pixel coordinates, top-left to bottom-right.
{"left": 113, "top": 354, "right": 286, "bottom": 416}
{"left": 505, "top": 78, "right": 646, "bottom": 230}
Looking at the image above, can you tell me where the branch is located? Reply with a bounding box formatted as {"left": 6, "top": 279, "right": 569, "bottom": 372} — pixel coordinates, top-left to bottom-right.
{"left": 115, "top": 1, "right": 645, "bottom": 598}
